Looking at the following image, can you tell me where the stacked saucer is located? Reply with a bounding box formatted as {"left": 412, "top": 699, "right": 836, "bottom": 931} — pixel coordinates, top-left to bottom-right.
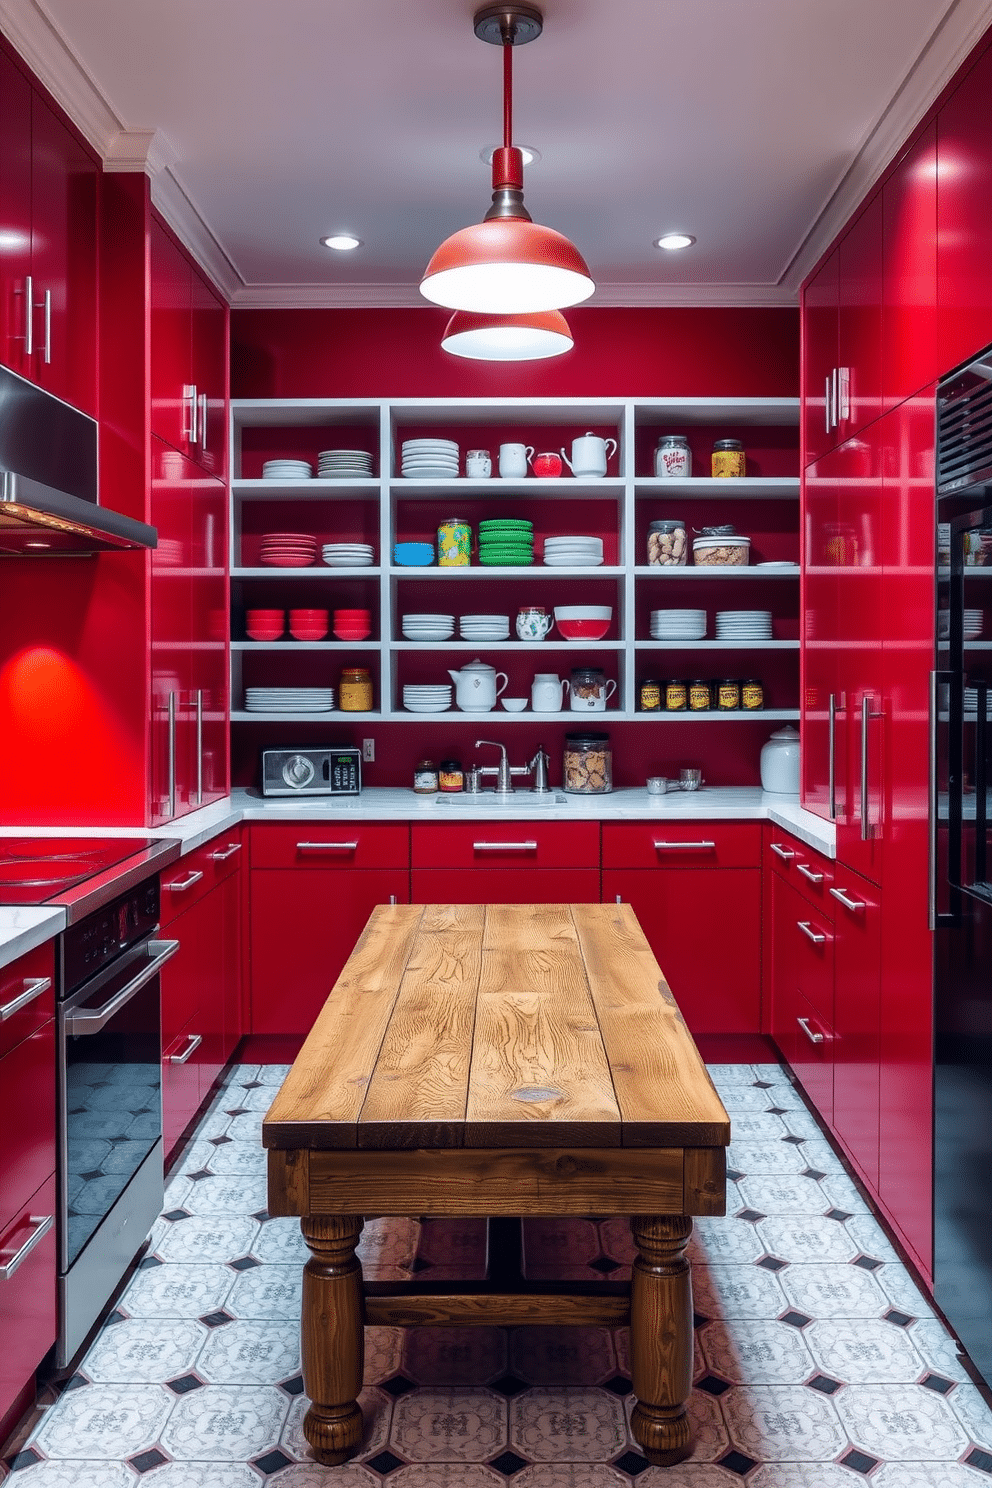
{"left": 244, "top": 687, "right": 335, "bottom": 712}
{"left": 715, "top": 609, "right": 773, "bottom": 641}
{"left": 402, "top": 614, "right": 455, "bottom": 641}
{"left": 262, "top": 459, "right": 312, "bottom": 480}
{"left": 460, "top": 613, "right": 510, "bottom": 641}
{"left": 965, "top": 608, "right": 984, "bottom": 640}
{"left": 401, "top": 439, "right": 459, "bottom": 478}
{"left": 403, "top": 684, "right": 453, "bottom": 713}
{"left": 259, "top": 532, "right": 317, "bottom": 567}
{"left": 322, "top": 542, "right": 375, "bottom": 567}
{"left": 318, "top": 449, "right": 373, "bottom": 478}
{"left": 478, "top": 519, "right": 534, "bottom": 566}
{"left": 650, "top": 608, "right": 706, "bottom": 640}
{"left": 543, "top": 535, "right": 604, "bottom": 567}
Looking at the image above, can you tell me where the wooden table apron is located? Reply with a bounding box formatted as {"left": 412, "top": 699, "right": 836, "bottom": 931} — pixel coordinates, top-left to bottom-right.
{"left": 263, "top": 902, "right": 730, "bottom": 1468}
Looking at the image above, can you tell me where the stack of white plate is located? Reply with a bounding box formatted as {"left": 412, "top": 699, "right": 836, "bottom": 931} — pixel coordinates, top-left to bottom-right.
{"left": 543, "top": 535, "right": 604, "bottom": 567}
{"left": 650, "top": 609, "right": 707, "bottom": 640}
{"left": 322, "top": 542, "right": 375, "bottom": 567}
{"left": 401, "top": 438, "right": 459, "bottom": 478}
{"left": 318, "top": 449, "right": 373, "bottom": 478}
{"left": 402, "top": 614, "right": 455, "bottom": 641}
{"left": 964, "top": 687, "right": 992, "bottom": 715}
{"left": 259, "top": 532, "right": 317, "bottom": 567}
{"left": 965, "top": 608, "right": 984, "bottom": 640}
{"left": 403, "top": 684, "right": 453, "bottom": 713}
{"left": 715, "top": 609, "right": 773, "bottom": 640}
{"left": 460, "top": 613, "right": 510, "bottom": 641}
{"left": 262, "top": 459, "right": 312, "bottom": 480}
{"left": 244, "top": 687, "right": 335, "bottom": 712}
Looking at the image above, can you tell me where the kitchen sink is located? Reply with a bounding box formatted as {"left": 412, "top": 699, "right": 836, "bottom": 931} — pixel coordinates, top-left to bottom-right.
{"left": 434, "top": 791, "right": 569, "bottom": 809}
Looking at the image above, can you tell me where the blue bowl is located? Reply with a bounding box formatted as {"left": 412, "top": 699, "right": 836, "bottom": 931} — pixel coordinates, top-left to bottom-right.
{"left": 394, "top": 542, "right": 435, "bottom": 566}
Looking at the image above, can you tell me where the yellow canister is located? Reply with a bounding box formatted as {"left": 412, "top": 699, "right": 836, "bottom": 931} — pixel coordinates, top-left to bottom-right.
{"left": 437, "top": 517, "right": 472, "bottom": 567}
{"left": 339, "top": 667, "right": 373, "bottom": 711}
{"left": 711, "top": 439, "right": 746, "bottom": 478}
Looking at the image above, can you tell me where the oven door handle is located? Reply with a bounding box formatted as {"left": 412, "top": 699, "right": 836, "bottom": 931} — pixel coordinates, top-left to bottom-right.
{"left": 65, "top": 939, "right": 179, "bottom": 1037}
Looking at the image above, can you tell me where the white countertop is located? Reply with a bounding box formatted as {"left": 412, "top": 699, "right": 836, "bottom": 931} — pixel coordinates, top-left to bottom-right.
{"left": 0, "top": 905, "right": 66, "bottom": 969}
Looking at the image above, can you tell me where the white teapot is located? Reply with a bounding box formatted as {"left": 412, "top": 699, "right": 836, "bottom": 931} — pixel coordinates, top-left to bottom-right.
{"left": 447, "top": 658, "right": 508, "bottom": 712}
{"left": 560, "top": 432, "right": 618, "bottom": 479}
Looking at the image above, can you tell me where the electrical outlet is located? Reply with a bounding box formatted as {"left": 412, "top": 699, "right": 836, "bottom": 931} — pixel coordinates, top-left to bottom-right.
{"left": 362, "top": 738, "right": 375, "bottom": 763}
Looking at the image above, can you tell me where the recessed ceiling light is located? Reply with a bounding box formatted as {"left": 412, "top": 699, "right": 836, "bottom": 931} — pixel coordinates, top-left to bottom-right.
{"left": 480, "top": 144, "right": 540, "bottom": 167}
{"left": 654, "top": 233, "right": 696, "bottom": 251}
{"left": 321, "top": 234, "right": 362, "bottom": 251}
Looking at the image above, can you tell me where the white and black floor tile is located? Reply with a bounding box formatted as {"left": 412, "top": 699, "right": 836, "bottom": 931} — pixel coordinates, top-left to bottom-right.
{"left": 8, "top": 1060, "right": 992, "bottom": 1485}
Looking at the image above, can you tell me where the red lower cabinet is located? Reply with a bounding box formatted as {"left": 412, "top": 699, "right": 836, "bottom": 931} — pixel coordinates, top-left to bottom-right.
{"left": 0, "top": 1174, "right": 57, "bottom": 1425}
{"left": 770, "top": 872, "right": 836, "bottom": 1122}
{"left": 413, "top": 868, "right": 599, "bottom": 906}
{"left": 831, "top": 869, "right": 881, "bottom": 1191}
{"left": 410, "top": 820, "right": 598, "bottom": 916}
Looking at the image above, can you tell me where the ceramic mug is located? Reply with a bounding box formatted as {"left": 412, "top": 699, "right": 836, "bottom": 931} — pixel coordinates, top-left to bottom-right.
{"left": 516, "top": 606, "right": 554, "bottom": 641}
{"left": 499, "top": 442, "right": 535, "bottom": 478}
{"left": 466, "top": 448, "right": 492, "bottom": 478}
{"left": 531, "top": 672, "right": 567, "bottom": 712}
{"left": 568, "top": 677, "right": 617, "bottom": 712}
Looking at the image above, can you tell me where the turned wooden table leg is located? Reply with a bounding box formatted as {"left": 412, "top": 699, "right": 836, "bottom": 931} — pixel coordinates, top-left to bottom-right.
{"left": 629, "top": 1215, "right": 694, "bottom": 1466}
{"left": 300, "top": 1215, "right": 365, "bottom": 1464}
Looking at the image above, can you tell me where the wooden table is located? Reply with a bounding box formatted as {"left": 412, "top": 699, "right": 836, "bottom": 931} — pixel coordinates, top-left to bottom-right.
{"left": 263, "top": 902, "right": 729, "bottom": 1467}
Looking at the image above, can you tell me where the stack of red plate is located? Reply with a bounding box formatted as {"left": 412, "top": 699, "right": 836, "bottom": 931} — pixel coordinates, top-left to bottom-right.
{"left": 334, "top": 608, "right": 372, "bottom": 640}
{"left": 259, "top": 532, "right": 317, "bottom": 567}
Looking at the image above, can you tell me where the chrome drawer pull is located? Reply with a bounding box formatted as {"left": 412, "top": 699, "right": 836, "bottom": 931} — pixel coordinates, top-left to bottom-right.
{"left": 165, "top": 870, "right": 204, "bottom": 893}
{"left": 796, "top": 863, "right": 824, "bottom": 884}
{"left": 770, "top": 843, "right": 796, "bottom": 860}
{"left": 797, "top": 1016, "right": 825, "bottom": 1046}
{"left": 653, "top": 841, "right": 716, "bottom": 851}
{"left": 797, "top": 920, "right": 827, "bottom": 944}
{"left": 0, "top": 1214, "right": 53, "bottom": 1280}
{"left": 472, "top": 841, "right": 538, "bottom": 851}
{"left": 829, "top": 887, "right": 866, "bottom": 913}
{"left": 296, "top": 841, "right": 358, "bottom": 851}
{"left": 210, "top": 842, "right": 242, "bottom": 861}
{"left": 170, "top": 1033, "right": 202, "bottom": 1065}
{"left": 0, "top": 976, "right": 52, "bottom": 1021}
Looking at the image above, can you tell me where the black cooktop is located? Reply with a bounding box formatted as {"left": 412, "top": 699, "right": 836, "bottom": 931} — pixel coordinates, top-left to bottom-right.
{"left": 0, "top": 836, "right": 182, "bottom": 920}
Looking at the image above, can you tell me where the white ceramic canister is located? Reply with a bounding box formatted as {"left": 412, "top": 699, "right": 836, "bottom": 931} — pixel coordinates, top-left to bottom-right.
{"left": 760, "top": 725, "right": 800, "bottom": 794}
{"left": 531, "top": 672, "right": 568, "bottom": 713}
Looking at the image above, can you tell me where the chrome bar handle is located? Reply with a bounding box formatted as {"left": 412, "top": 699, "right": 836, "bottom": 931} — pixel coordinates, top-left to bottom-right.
{"left": 210, "top": 842, "right": 242, "bottom": 862}
{"left": 797, "top": 1016, "right": 825, "bottom": 1045}
{"left": 0, "top": 1214, "right": 53, "bottom": 1280}
{"left": 0, "top": 976, "right": 52, "bottom": 1021}
{"left": 796, "top": 863, "right": 824, "bottom": 884}
{"left": 170, "top": 1032, "right": 202, "bottom": 1065}
{"left": 42, "top": 288, "right": 51, "bottom": 364}
{"left": 652, "top": 841, "right": 716, "bottom": 850}
{"left": 838, "top": 365, "right": 850, "bottom": 423}
{"left": 831, "top": 366, "right": 839, "bottom": 430}
{"left": 296, "top": 841, "right": 358, "bottom": 852}
{"left": 167, "top": 691, "right": 176, "bottom": 819}
{"left": 65, "top": 939, "right": 180, "bottom": 1036}
{"left": 184, "top": 383, "right": 197, "bottom": 443}
{"left": 825, "top": 373, "right": 832, "bottom": 433}
{"left": 472, "top": 841, "right": 538, "bottom": 852}
{"left": 830, "top": 887, "right": 865, "bottom": 913}
{"left": 929, "top": 668, "right": 938, "bottom": 931}
{"left": 24, "top": 274, "right": 33, "bottom": 355}
{"left": 770, "top": 843, "right": 796, "bottom": 861}
{"left": 797, "top": 920, "right": 827, "bottom": 944}
{"left": 164, "top": 870, "right": 204, "bottom": 894}
{"left": 861, "top": 694, "right": 871, "bottom": 840}
{"left": 828, "top": 693, "right": 837, "bottom": 821}
{"left": 199, "top": 392, "right": 208, "bottom": 452}
{"left": 195, "top": 690, "right": 203, "bottom": 805}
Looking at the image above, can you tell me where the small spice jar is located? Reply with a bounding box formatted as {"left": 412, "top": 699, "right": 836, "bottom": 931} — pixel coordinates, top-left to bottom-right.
{"left": 640, "top": 678, "right": 662, "bottom": 712}
{"left": 339, "top": 666, "right": 373, "bottom": 711}
{"left": 562, "top": 731, "right": 613, "bottom": 794}
{"left": 663, "top": 679, "right": 687, "bottom": 712}
{"left": 654, "top": 435, "right": 692, "bottom": 478}
{"left": 688, "top": 678, "right": 712, "bottom": 711}
{"left": 437, "top": 516, "right": 472, "bottom": 567}
{"left": 715, "top": 678, "right": 741, "bottom": 711}
{"left": 742, "top": 678, "right": 765, "bottom": 711}
{"left": 414, "top": 759, "right": 439, "bottom": 793}
{"left": 439, "top": 758, "right": 464, "bottom": 792}
{"left": 712, "top": 438, "right": 746, "bottom": 478}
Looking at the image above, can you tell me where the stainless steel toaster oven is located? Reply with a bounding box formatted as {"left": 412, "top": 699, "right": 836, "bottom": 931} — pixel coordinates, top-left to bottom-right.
{"left": 261, "top": 747, "right": 362, "bottom": 796}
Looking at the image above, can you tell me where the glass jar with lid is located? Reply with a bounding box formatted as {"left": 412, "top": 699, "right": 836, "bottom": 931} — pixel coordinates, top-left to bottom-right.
{"left": 339, "top": 667, "right": 373, "bottom": 711}
{"left": 647, "top": 518, "right": 687, "bottom": 566}
{"left": 711, "top": 438, "right": 746, "bottom": 477}
{"left": 655, "top": 434, "right": 691, "bottom": 478}
{"left": 563, "top": 732, "right": 613, "bottom": 794}
{"left": 568, "top": 668, "right": 616, "bottom": 713}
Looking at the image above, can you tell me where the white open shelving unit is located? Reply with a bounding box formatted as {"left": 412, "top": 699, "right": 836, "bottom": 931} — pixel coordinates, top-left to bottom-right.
{"left": 229, "top": 396, "right": 800, "bottom": 723}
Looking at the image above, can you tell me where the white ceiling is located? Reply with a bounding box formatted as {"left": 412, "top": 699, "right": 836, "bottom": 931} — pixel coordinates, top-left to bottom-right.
{"left": 4, "top": 0, "right": 992, "bottom": 305}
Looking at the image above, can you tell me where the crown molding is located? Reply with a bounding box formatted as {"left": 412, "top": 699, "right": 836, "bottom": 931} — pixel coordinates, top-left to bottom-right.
{"left": 0, "top": 0, "right": 120, "bottom": 154}
{"left": 781, "top": 0, "right": 992, "bottom": 290}
{"left": 103, "top": 128, "right": 177, "bottom": 177}
{"left": 150, "top": 171, "right": 244, "bottom": 302}
{"left": 229, "top": 279, "right": 798, "bottom": 310}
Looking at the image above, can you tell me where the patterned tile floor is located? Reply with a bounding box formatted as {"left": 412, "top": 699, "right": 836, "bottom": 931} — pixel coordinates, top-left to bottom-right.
{"left": 5, "top": 1061, "right": 992, "bottom": 1485}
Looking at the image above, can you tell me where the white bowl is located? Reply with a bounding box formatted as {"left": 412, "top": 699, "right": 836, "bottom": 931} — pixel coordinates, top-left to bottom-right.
{"left": 554, "top": 605, "right": 612, "bottom": 621}
{"left": 501, "top": 697, "right": 528, "bottom": 712}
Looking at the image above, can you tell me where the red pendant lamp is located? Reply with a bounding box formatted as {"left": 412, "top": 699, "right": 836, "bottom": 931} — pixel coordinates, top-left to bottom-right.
{"left": 441, "top": 308, "right": 574, "bottom": 360}
{"left": 421, "top": 4, "right": 594, "bottom": 315}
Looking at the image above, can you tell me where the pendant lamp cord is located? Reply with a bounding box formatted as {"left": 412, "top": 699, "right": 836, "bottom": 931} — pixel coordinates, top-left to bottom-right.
{"left": 502, "top": 18, "right": 514, "bottom": 149}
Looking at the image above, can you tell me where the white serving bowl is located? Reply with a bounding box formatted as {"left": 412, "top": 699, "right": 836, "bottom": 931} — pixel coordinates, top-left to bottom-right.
{"left": 553, "top": 606, "right": 612, "bottom": 621}
{"left": 501, "top": 697, "right": 528, "bottom": 712}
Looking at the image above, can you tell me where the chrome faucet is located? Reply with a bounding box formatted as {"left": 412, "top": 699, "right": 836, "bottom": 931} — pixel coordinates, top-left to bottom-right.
{"left": 474, "top": 740, "right": 551, "bottom": 795}
{"left": 475, "top": 740, "right": 514, "bottom": 793}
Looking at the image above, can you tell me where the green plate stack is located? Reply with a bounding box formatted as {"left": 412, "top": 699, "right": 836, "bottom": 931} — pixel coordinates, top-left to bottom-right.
{"left": 477, "top": 518, "right": 534, "bottom": 566}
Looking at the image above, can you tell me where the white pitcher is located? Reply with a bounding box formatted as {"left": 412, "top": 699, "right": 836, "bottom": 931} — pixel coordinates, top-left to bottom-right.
{"left": 531, "top": 672, "right": 568, "bottom": 713}
{"left": 447, "top": 658, "right": 508, "bottom": 712}
{"left": 560, "top": 432, "right": 618, "bottom": 479}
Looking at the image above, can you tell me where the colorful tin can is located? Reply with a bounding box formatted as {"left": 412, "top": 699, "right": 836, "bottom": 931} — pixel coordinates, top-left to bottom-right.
{"left": 438, "top": 517, "right": 472, "bottom": 566}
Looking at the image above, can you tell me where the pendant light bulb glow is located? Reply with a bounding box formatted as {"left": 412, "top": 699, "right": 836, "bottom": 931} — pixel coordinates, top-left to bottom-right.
{"left": 421, "top": 5, "right": 594, "bottom": 315}
{"left": 441, "top": 309, "right": 573, "bottom": 360}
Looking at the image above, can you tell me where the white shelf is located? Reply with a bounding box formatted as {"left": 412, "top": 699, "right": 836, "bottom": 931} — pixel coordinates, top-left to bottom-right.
{"left": 634, "top": 477, "right": 799, "bottom": 498}
{"left": 388, "top": 565, "right": 624, "bottom": 578}
{"left": 635, "top": 640, "right": 799, "bottom": 650}
{"left": 390, "top": 477, "right": 625, "bottom": 498}
{"left": 388, "top": 708, "right": 800, "bottom": 723}
{"left": 232, "top": 710, "right": 382, "bottom": 722}
{"left": 232, "top": 641, "right": 379, "bottom": 652}
{"left": 232, "top": 566, "right": 379, "bottom": 578}
{"left": 392, "top": 640, "right": 623, "bottom": 652}
{"left": 233, "top": 478, "right": 380, "bottom": 499}
{"left": 633, "top": 566, "right": 800, "bottom": 578}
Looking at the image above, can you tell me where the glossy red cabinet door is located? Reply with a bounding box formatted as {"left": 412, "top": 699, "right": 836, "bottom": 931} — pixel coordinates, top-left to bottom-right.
{"left": 150, "top": 437, "right": 194, "bottom": 824}
{"left": 882, "top": 121, "right": 938, "bottom": 409}
{"left": 190, "top": 265, "right": 228, "bottom": 477}
{"left": 801, "top": 444, "right": 839, "bottom": 817}
{"left": 0, "top": 1175, "right": 57, "bottom": 1426}
{"left": 770, "top": 874, "right": 834, "bottom": 1122}
{"left": 831, "top": 870, "right": 881, "bottom": 1190}
{"left": 801, "top": 249, "right": 838, "bottom": 465}
{"left": 150, "top": 218, "right": 192, "bottom": 454}
{"left": 413, "top": 868, "right": 600, "bottom": 908}
{"left": 188, "top": 472, "right": 229, "bottom": 806}
{"left": 0, "top": 48, "right": 32, "bottom": 380}
{"left": 837, "top": 192, "right": 883, "bottom": 434}
{"left": 603, "top": 867, "right": 761, "bottom": 1035}
{"left": 163, "top": 1017, "right": 202, "bottom": 1163}
{"left": 936, "top": 44, "right": 992, "bottom": 374}
{"left": 250, "top": 868, "right": 410, "bottom": 1036}
{"left": 0, "top": 1018, "right": 55, "bottom": 1228}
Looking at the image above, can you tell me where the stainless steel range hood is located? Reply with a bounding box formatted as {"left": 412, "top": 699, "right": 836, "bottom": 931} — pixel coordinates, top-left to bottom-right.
{"left": 0, "top": 365, "right": 156, "bottom": 555}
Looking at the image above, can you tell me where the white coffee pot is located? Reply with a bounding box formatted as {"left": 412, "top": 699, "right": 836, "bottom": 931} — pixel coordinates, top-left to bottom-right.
{"left": 560, "top": 432, "right": 618, "bottom": 479}
{"left": 447, "top": 658, "right": 508, "bottom": 712}
{"left": 531, "top": 672, "right": 568, "bottom": 713}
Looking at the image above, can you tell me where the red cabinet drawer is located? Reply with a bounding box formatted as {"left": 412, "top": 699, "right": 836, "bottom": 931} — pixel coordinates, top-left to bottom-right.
{"left": 412, "top": 821, "right": 599, "bottom": 870}
{"left": 791, "top": 988, "right": 835, "bottom": 1124}
{"left": 768, "top": 833, "right": 836, "bottom": 914}
{"left": 602, "top": 821, "right": 760, "bottom": 870}
{"left": 412, "top": 868, "right": 600, "bottom": 906}
{"left": 0, "top": 1174, "right": 57, "bottom": 1425}
{"left": 251, "top": 821, "right": 409, "bottom": 871}
{"left": 159, "top": 829, "right": 243, "bottom": 929}
{"left": 0, "top": 1020, "right": 55, "bottom": 1229}
{"left": 0, "top": 943, "right": 54, "bottom": 1061}
{"left": 163, "top": 1016, "right": 202, "bottom": 1163}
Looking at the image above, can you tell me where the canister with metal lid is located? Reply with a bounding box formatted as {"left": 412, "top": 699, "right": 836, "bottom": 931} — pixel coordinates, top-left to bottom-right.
{"left": 562, "top": 731, "right": 613, "bottom": 794}
{"left": 654, "top": 435, "right": 691, "bottom": 478}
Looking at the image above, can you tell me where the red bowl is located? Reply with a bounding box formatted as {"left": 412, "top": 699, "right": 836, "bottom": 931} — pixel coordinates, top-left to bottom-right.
{"left": 246, "top": 609, "right": 284, "bottom": 621}
{"left": 334, "top": 609, "right": 371, "bottom": 619}
{"left": 333, "top": 626, "right": 372, "bottom": 641}
{"left": 247, "top": 624, "right": 284, "bottom": 641}
{"left": 290, "top": 624, "right": 329, "bottom": 640}
{"left": 556, "top": 618, "right": 611, "bottom": 641}
{"left": 289, "top": 608, "right": 329, "bottom": 619}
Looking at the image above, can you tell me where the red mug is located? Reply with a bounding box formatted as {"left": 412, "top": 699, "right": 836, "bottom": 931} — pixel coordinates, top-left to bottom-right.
{"left": 532, "top": 452, "right": 563, "bottom": 478}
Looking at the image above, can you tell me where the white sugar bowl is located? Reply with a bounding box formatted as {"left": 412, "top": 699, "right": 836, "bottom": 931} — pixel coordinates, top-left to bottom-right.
{"left": 760, "top": 725, "right": 800, "bottom": 794}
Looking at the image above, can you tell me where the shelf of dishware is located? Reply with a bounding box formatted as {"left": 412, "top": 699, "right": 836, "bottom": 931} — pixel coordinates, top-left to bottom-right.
{"left": 232, "top": 566, "right": 381, "bottom": 579}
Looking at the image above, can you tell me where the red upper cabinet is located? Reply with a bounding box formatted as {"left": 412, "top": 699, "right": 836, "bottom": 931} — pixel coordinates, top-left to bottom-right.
{"left": 838, "top": 193, "right": 883, "bottom": 435}
{"left": 936, "top": 43, "right": 992, "bottom": 374}
{"left": 801, "top": 249, "right": 838, "bottom": 466}
{"left": 0, "top": 48, "right": 32, "bottom": 380}
{"left": 190, "top": 266, "right": 228, "bottom": 479}
{"left": 882, "top": 122, "right": 938, "bottom": 408}
{"left": 150, "top": 218, "right": 228, "bottom": 476}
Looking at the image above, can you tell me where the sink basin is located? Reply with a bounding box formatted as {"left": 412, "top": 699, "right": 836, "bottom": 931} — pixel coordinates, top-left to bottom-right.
{"left": 434, "top": 791, "right": 569, "bottom": 809}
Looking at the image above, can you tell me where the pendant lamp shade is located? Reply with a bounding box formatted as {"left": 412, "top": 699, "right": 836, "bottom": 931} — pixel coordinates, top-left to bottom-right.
{"left": 423, "top": 219, "right": 594, "bottom": 314}
{"left": 441, "top": 309, "right": 574, "bottom": 360}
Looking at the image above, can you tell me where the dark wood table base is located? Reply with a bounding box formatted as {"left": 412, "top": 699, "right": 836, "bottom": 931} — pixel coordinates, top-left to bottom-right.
{"left": 298, "top": 1211, "right": 695, "bottom": 1468}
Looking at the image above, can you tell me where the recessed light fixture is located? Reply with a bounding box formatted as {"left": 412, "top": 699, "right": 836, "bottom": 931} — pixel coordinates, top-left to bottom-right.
{"left": 481, "top": 143, "right": 540, "bottom": 167}
{"left": 654, "top": 233, "right": 696, "bottom": 251}
{"left": 320, "top": 234, "right": 362, "bottom": 251}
